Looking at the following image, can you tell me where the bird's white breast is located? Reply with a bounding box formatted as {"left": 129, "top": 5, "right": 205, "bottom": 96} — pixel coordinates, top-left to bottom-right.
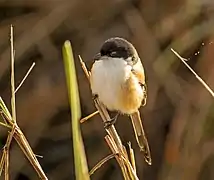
{"left": 90, "top": 57, "right": 144, "bottom": 114}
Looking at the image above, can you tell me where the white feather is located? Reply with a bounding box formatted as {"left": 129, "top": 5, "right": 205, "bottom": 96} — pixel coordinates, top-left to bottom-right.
{"left": 90, "top": 57, "right": 144, "bottom": 114}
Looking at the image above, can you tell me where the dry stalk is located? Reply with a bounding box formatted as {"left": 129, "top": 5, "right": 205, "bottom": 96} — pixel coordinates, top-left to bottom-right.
{"left": 80, "top": 110, "right": 99, "bottom": 123}
{"left": 15, "top": 62, "right": 35, "bottom": 93}
{"left": 89, "top": 153, "right": 116, "bottom": 176}
{"left": 4, "top": 124, "right": 16, "bottom": 180}
{"left": 105, "top": 135, "right": 130, "bottom": 180}
{"left": 10, "top": 25, "right": 16, "bottom": 124}
{"left": 171, "top": 48, "right": 214, "bottom": 98}
{"left": 79, "top": 56, "right": 138, "bottom": 180}
{"left": 0, "top": 91, "right": 48, "bottom": 180}
{"left": 4, "top": 24, "right": 17, "bottom": 180}
{"left": 128, "top": 142, "right": 136, "bottom": 173}
{"left": 4, "top": 148, "right": 9, "bottom": 180}
{"left": 13, "top": 127, "right": 47, "bottom": 179}
{"left": 0, "top": 25, "right": 48, "bottom": 180}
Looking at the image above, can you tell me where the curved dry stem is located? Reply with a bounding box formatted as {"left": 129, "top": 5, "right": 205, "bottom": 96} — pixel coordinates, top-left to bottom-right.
{"left": 89, "top": 153, "right": 117, "bottom": 176}
{"left": 171, "top": 48, "right": 214, "bottom": 98}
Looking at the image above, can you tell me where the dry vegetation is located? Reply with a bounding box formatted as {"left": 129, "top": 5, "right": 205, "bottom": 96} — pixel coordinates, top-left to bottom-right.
{"left": 0, "top": 0, "right": 214, "bottom": 180}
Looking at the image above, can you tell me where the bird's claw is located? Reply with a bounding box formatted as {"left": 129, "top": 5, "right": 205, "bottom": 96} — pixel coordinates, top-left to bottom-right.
{"left": 92, "top": 94, "right": 98, "bottom": 101}
{"left": 104, "top": 113, "right": 119, "bottom": 129}
{"left": 104, "top": 120, "right": 115, "bottom": 129}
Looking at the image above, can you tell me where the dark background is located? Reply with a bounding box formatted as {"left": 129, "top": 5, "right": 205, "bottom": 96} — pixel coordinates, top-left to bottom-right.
{"left": 0, "top": 0, "right": 214, "bottom": 180}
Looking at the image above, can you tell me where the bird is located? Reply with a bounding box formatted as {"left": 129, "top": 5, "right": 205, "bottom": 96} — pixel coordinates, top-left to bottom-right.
{"left": 90, "top": 37, "right": 152, "bottom": 165}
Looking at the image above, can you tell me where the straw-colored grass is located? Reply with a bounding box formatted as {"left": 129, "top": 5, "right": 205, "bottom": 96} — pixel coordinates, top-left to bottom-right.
{"left": 0, "top": 25, "right": 47, "bottom": 180}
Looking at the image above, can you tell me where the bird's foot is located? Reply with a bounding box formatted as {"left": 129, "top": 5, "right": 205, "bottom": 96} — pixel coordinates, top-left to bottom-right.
{"left": 92, "top": 94, "right": 98, "bottom": 100}
{"left": 104, "top": 113, "right": 119, "bottom": 129}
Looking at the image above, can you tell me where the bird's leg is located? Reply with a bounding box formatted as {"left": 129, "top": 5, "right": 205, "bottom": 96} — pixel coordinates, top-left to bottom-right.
{"left": 92, "top": 94, "right": 119, "bottom": 128}
{"left": 104, "top": 112, "right": 119, "bottom": 129}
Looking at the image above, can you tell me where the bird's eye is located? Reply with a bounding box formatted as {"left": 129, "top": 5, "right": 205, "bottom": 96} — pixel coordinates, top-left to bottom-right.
{"left": 131, "top": 56, "right": 138, "bottom": 64}
{"left": 110, "top": 51, "right": 117, "bottom": 56}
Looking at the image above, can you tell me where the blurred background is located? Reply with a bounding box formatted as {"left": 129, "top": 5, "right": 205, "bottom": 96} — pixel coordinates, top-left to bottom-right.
{"left": 0, "top": 0, "right": 214, "bottom": 179}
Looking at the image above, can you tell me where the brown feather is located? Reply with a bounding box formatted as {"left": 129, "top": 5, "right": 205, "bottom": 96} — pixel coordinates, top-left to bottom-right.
{"left": 118, "top": 73, "right": 143, "bottom": 114}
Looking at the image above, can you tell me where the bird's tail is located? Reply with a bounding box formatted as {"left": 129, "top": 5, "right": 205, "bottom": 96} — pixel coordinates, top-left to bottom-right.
{"left": 130, "top": 110, "right": 152, "bottom": 165}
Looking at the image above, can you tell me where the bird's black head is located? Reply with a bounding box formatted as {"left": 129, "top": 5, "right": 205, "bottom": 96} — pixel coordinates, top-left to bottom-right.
{"left": 95, "top": 37, "right": 138, "bottom": 63}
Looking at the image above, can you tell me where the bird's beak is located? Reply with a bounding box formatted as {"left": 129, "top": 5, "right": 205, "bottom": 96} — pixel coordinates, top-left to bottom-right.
{"left": 93, "top": 53, "right": 101, "bottom": 60}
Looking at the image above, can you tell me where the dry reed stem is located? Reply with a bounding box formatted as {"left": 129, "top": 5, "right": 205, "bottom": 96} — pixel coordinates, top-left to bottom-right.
{"left": 15, "top": 62, "right": 35, "bottom": 93}
{"left": 4, "top": 149, "right": 9, "bottom": 180}
{"left": 0, "top": 99, "right": 48, "bottom": 179}
{"left": 105, "top": 135, "right": 129, "bottom": 180}
{"left": 80, "top": 110, "right": 99, "bottom": 123}
{"left": 4, "top": 124, "right": 16, "bottom": 180}
{"left": 0, "top": 152, "right": 5, "bottom": 175}
{"left": 171, "top": 48, "right": 214, "bottom": 98}
{"left": 0, "top": 98, "right": 48, "bottom": 179}
{"left": 79, "top": 56, "right": 138, "bottom": 180}
{"left": 13, "top": 127, "right": 47, "bottom": 179}
{"left": 89, "top": 153, "right": 116, "bottom": 175}
{"left": 0, "top": 26, "right": 48, "bottom": 180}
{"left": 128, "top": 142, "right": 136, "bottom": 173}
{"left": 10, "top": 25, "right": 16, "bottom": 123}
{"left": 4, "top": 25, "right": 17, "bottom": 180}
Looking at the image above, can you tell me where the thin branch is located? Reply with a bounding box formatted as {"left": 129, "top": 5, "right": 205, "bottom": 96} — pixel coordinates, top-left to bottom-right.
{"left": 89, "top": 153, "right": 116, "bottom": 176}
{"left": 13, "top": 127, "right": 48, "bottom": 179}
{"left": 105, "top": 135, "right": 129, "bottom": 180}
{"left": 78, "top": 55, "right": 91, "bottom": 79}
{"left": 35, "top": 154, "right": 43, "bottom": 158}
{"left": 4, "top": 24, "right": 17, "bottom": 180}
{"left": 0, "top": 122, "right": 11, "bottom": 129}
{"left": 0, "top": 152, "right": 5, "bottom": 176}
{"left": 10, "top": 25, "right": 16, "bottom": 123}
{"left": 120, "top": 155, "right": 139, "bottom": 180}
{"left": 4, "top": 125, "right": 16, "bottom": 180}
{"left": 0, "top": 26, "right": 48, "bottom": 180}
{"left": 80, "top": 110, "right": 99, "bottom": 123}
{"left": 128, "top": 142, "right": 136, "bottom": 173}
{"left": 171, "top": 48, "right": 214, "bottom": 98}
{"left": 4, "top": 150, "right": 9, "bottom": 180}
{"left": 15, "top": 62, "right": 35, "bottom": 93}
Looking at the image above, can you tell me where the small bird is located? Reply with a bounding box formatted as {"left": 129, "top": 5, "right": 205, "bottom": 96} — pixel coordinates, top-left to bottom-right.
{"left": 90, "top": 37, "right": 152, "bottom": 165}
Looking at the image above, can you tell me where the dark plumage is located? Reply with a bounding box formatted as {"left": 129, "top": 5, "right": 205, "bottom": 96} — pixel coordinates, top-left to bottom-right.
{"left": 100, "top": 37, "right": 138, "bottom": 60}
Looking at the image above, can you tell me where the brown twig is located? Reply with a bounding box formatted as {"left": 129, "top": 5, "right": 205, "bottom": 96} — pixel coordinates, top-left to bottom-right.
{"left": 13, "top": 127, "right": 47, "bottom": 179}
{"left": 4, "top": 25, "right": 17, "bottom": 180}
{"left": 4, "top": 124, "right": 16, "bottom": 180}
{"left": 171, "top": 48, "right": 214, "bottom": 98}
{"left": 105, "top": 135, "right": 130, "bottom": 180}
{"left": 15, "top": 62, "right": 35, "bottom": 93}
{"left": 89, "top": 153, "right": 117, "bottom": 176}
{"left": 4, "top": 148, "right": 9, "bottom": 180}
{"left": 128, "top": 142, "right": 136, "bottom": 173}
{"left": 80, "top": 110, "right": 99, "bottom": 123}
{"left": 10, "top": 25, "right": 16, "bottom": 123}
{"left": 78, "top": 55, "right": 91, "bottom": 79}
{"left": 0, "top": 152, "right": 5, "bottom": 175}
{"left": 0, "top": 115, "right": 48, "bottom": 179}
{"left": 0, "top": 26, "right": 48, "bottom": 180}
